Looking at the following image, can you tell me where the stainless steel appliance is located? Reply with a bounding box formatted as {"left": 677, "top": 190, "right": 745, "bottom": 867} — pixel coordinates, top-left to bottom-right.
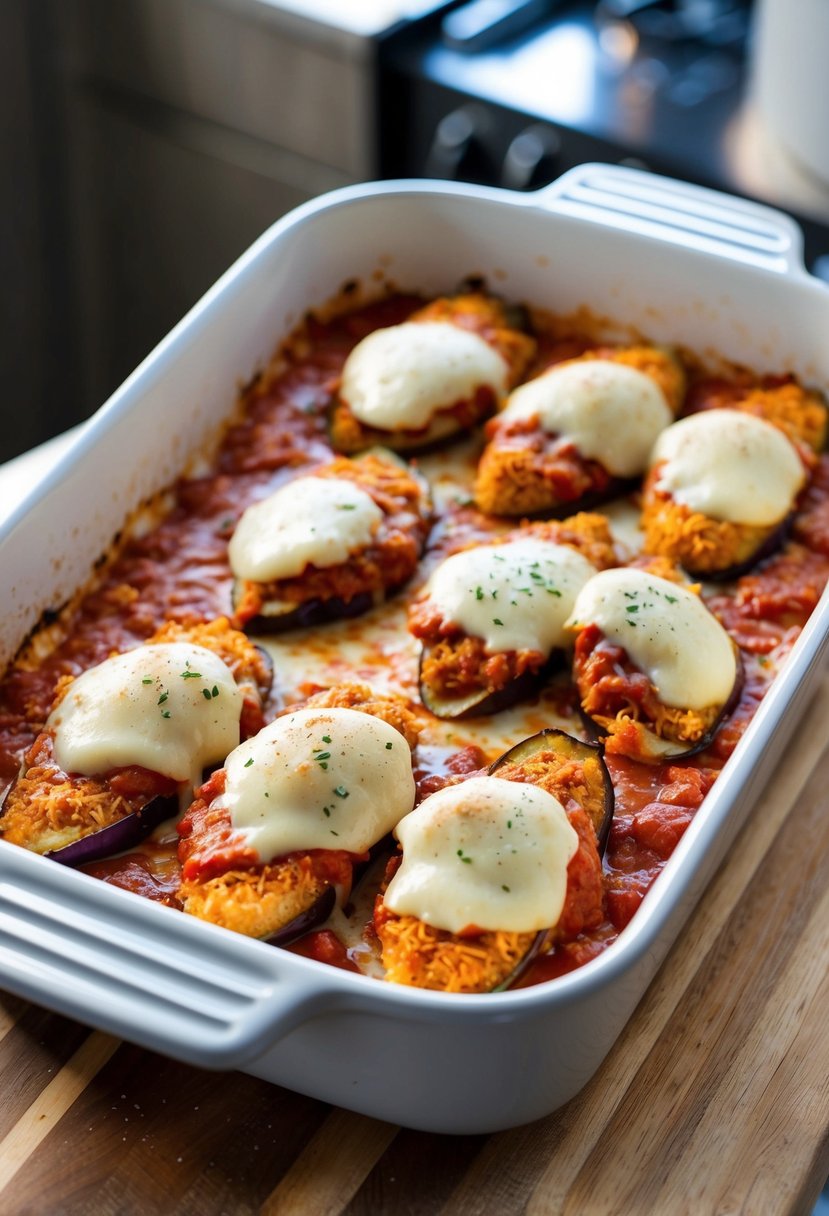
{"left": 377, "top": 0, "right": 829, "bottom": 273}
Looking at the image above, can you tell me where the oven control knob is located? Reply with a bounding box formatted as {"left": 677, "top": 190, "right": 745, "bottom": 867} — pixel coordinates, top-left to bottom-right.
{"left": 425, "top": 106, "right": 488, "bottom": 181}
{"left": 501, "top": 124, "right": 562, "bottom": 191}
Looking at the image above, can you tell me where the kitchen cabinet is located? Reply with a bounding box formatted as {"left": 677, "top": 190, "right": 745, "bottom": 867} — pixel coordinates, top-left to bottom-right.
{"left": 53, "top": 0, "right": 381, "bottom": 421}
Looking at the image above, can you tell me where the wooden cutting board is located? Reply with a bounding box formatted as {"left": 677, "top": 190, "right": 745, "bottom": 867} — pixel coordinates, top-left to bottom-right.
{"left": 2, "top": 670, "right": 828, "bottom": 1215}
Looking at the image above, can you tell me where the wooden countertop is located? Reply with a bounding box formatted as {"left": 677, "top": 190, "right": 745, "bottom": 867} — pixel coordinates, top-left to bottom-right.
{"left": 1, "top": 437, "right": 828, "bottom": 1215}
{"left": 1, "top": 669, "right": 828, "bottom": 1215}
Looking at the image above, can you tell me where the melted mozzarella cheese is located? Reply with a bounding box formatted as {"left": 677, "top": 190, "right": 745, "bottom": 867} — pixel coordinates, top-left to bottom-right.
{"left": 217, "top": 707, "right": 415, "bottom": 861}
{"left": 228, "top": 476, "right": 383, "bottom": 582}
{"left": 49, "top": 643, "right": 243, "bottom": 783}
{"left": 651, "top": 408, "right": 805, "bottom": 525}
{"left": 383, "top": 776, "right": 578, "bottom": 934}
{"left": 340, "top": 321, "right": 509, "bottom": 431}
{"left": 502, "top": 359, "right": 672, "bottom": 477}
{"left": 566, "top": 568, "right": 736, "bottom": 709}
{"left": 423, "top": 538, "right": 597, "bottom": 654}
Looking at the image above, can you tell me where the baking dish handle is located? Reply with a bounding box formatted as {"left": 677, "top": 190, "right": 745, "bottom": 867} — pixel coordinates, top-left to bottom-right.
{"left": 0, "top": 844, "right": 330, "bottom": 1070}
{"left": 536, "top": 163, "right": 808, "bottom": 277}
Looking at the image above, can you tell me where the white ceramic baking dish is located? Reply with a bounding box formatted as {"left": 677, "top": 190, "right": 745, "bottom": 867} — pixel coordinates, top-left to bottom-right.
{"left": 1, "top": 165, "right": 828, "bottom": 1135}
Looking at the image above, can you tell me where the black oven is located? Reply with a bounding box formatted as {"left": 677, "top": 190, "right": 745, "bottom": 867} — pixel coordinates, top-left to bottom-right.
{"left": 377, "top": 0, "right": 829, "bottom": 277}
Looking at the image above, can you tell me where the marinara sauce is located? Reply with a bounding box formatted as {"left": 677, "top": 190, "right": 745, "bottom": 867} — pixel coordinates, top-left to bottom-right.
{"left": 0, "top": 293, "right": 827, "bottom": 987}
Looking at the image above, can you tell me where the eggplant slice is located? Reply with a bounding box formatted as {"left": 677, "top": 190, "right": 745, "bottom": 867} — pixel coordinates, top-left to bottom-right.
{"left": 0, "top": 759, "right": 180, "bottom": 868}
{"left": 376, "top": 728, "right": 611, "bottom": 993}
{"left": 489, "top": 728, "right": 614, "bottom": 855}
{"left": 231, "top": 451, "right": 432, "bottom": 634}
{"left": 577, "top": 646, "right": 745, "bottom": 763}
{"left": 232, "top": 583, "right": 378, "bottom": 635}
{"left": 329, "top": 291, "right": 537, "bottom": 457}
{"left": 264, "top": 885, "right": 337, "bottom": 947}
{"left": 640, "top": 492, "right": 796, "bottom": 582}
{"left": 418, "top": 645, "right": 558, "bottom": 721}
{"left": 44, "top": 795, "right": 178, "bottom": 866}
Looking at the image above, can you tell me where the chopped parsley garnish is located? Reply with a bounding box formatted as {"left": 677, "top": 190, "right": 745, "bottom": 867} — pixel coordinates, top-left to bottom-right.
{"left": 323, "top": 806, "right": 331, "bottom": 817}
{"left": 180, "top": 670, "right": 202, "bottom": 679}
{"left": 385, "top": 741, "right": 393, "bottom": 750}
{"left": 157, "top": 692, "right": 168, "bottom": 706}
{"left": 161, "top": 710, "right": 171, "bottom": 719}
{"left": 626, "top": 605, "right": 639, "bottom": 614}
{"left": 337, "top": 503, "right": 357, "bottom": 511}
{"left": 142, "top": 677, "right": 153, "bottom": 685}
{"left": 322, "top": 734, "right": 332, "bottom": 744}
{"left": 493, "top": 618, "right": 504, "bottom": 626}
{"left": 475, "top": 587, "right": 484, "bottom": 601}
{"left": 244, "top": 758, "right": 254, "bottom": 767}
{"left": 333, "top": 785, "right": 349, "bottom": 799}
{"left": 501, "top": 885, "right": 511, "bottom": 893}
{"left": 202, "top": 688, "right": 212, "bottom": 700}
{"left": 211, "top": 686, "right": 219, "bottom": 698}
{"left": 456, "top": 849, "right": 472, "bottom": 864}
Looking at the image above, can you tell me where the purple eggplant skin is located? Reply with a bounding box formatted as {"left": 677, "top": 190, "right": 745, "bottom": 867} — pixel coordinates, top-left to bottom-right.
{"left": 418, "top": 646, "right": 560, "bottom": 721}
{"left": 264, "top": 885, "right": 337, "bottom": 947}
{"left": 490, "top": 930, "right": 549, "bottom": 993}
{"left": 233, "top": 584, "right": 378, "bottom": 635}
{"left": 489, "top": 728, "right": 614, "bottom": 856}
{"left": 44, "top": 794, "right": 179, "bottom": 867}
{"left": 579, "top": 648, "right": 746, "bottom": 764}
{"left": 251, "top": 643, "right": 275, "bottom": 697}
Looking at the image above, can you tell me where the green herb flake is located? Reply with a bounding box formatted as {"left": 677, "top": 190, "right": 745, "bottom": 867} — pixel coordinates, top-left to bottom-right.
{"left": 142, "top": 677, "right": 153, "bottom": 685}
{"left": 161, "top": 710, "right": 171, "bottom": 719}
{"left": 475, "top": 586, "right": 484, "bottom": 601}
{"left": 323, "top": 806, "right": 331, "bottom": 818}
{"left": 333, "top": 785, "right": 349, "bottom": 799}
{"left": 385, "top": 741, "right": 393, "bottom": 750}
{"left": 157, "top": 692, "right": 168, "bottom": 706}
{"left": 202, "top": 688, "right": 212, "bottom": 700}
{"left": 456, "top": 849, "right": 473, "bottom": 864}
{"left": 211, "top": 686, "right": 220, "bottom": 698}
{"left": 322, "top": 734, "right": 332, "bottom": 744}
{"left": 337, "top": 503, "right": 357, "bottom": 511}
{"left": 180, "top": 670, "right": 202, "bottom": 679}
{"left": 244, "top": 758, "right": 254, "bottom": 768}
{"left": 501, "top": 885, "right": 511, "bottom": 893}
{"left": 493, "top": 618, "right": 504, "bottom": 627}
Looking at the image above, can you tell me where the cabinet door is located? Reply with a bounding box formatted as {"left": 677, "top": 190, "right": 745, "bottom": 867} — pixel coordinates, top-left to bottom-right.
{"left": 63, "top": 91, "right": 353, "bottom": 411}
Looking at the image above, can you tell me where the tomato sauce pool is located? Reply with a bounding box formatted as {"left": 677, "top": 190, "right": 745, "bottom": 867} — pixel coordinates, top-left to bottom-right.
{"left": 1, "top": 293, "right": 828, "bottom": 986}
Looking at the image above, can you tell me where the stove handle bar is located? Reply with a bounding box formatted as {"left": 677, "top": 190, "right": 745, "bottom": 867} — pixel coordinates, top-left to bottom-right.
{"left": 0, "top": 842, "right": 333, "bottom": 1070}
{"left": 537, "top": 163, "right": 808, "bottom": 278}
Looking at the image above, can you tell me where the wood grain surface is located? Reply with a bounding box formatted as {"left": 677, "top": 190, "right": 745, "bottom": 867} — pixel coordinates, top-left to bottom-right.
{"left": 2, "top": 675, "right": 829, "bottom": 1216}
